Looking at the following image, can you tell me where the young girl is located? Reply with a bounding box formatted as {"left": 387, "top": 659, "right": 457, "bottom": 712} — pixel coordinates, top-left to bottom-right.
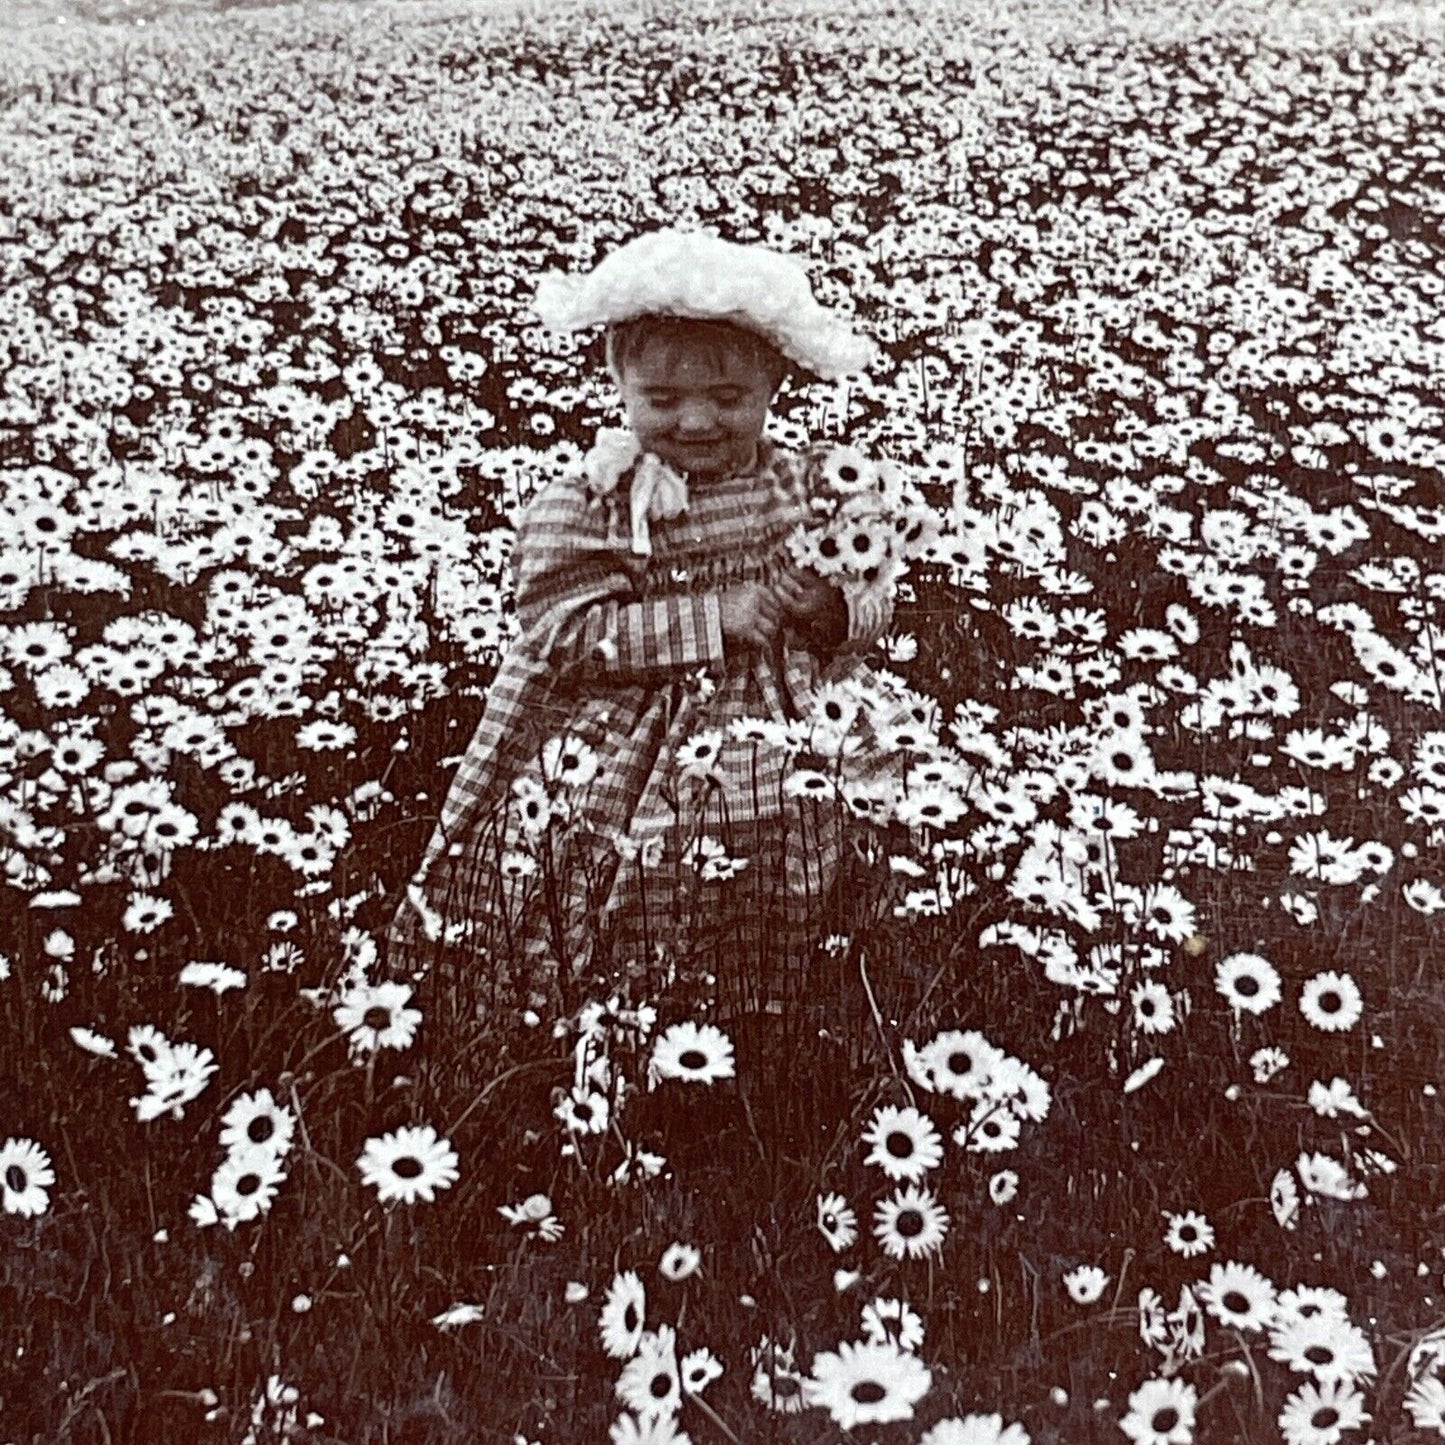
{"left": 384, "top": 229, "right": 900, "bottom": 1017}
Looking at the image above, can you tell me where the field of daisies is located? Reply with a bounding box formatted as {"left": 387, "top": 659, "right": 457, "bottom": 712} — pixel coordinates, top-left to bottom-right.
{"left": 3, "top": 0, "right": 1445, "bottom": 1439}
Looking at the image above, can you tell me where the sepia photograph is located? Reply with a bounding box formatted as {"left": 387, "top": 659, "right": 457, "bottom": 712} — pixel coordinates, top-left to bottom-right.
{"left": 1, "top": 0, "right": 1443, "bottom": 1438}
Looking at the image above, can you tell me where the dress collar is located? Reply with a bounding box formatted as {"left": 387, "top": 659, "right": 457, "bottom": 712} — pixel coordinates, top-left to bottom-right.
{"left": 583, "top": 430, "right": 774, "bottom": 556}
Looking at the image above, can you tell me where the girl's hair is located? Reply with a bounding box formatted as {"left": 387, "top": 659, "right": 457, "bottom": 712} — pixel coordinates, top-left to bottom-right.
{"left": 604, "top": 314, "right": 792, "bottom": 390}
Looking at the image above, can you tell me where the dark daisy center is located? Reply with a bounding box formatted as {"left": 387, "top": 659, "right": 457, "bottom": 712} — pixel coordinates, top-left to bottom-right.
{"left": 247, "top": 1116, "right": 275, "bottom": 1144}
{"left": 850, "top": 1381, "right": 887, "bottom": 1405}
{"left": 897, "top": 1209, "right": 924, "bottom": 1238}
{"left": 1304, "top": 1345, "right": 1334, "bottom": 1366}
{"left": 1151, "top": 1408, "right": 1180, "bottom": 1432}
{"left": 678, "top": 1049, "right": 707, "bottom": 1071}
{"left": 363, "top": 1006, "right": 392, "bottom": 1030}
{"left": 773, "top": 1375, "right": 801, "bottom": 1399}
{"left": 392, "top": 1156, "right": 423, "bottom": 1179}
{"left": 5, "top": 1165, "right": 28, "bottom": 1192}
{"left": 1311, "top": 1408, "right": 1340, "bottom": 1429}
{"left": 1222, "top": 1290, "right": 1249, "bottom": 1315}
{"left": 1235, "top": 974, "right": 1260, "bottom": 996}
{"left": 947, "top": 1051, "right": 974, "bottom": 1076}
{"left": 649, "top": 1373, "right": 671, "bottom": 1400}
{"left": 237, "top": 1172, "right": 261, "bottom": 1196}
{"left": 886, "top": 1132, "right": 914, "bottom": 1159}
{"left": 1318, "top": 990, "right": 1342, "bottom": 1013}
{"left": 624, "top": 1303, "right": 639, "bottom": 1332}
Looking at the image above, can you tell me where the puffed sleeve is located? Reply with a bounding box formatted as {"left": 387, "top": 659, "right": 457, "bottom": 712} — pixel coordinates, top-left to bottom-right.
{"left": 513, "top": 478, "right": 728, "bottom": 686}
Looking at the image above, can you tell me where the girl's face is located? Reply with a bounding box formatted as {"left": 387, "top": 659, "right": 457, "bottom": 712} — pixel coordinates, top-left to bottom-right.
{"left": 614, "top": 332, "right": 779, "bottom": 478}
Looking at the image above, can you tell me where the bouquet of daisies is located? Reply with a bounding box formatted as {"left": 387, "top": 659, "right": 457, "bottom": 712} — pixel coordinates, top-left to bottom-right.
{"left": 787, "top": 445, "right": 940, "bottom": 606}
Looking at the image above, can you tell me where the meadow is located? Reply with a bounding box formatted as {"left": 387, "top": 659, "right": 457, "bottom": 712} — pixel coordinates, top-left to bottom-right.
{"left": 2, "top": 0, "right": 1445, "bottom": 1440}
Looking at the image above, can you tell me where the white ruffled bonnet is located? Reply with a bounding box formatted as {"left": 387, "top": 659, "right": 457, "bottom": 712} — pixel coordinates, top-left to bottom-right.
{"left": 532, "top": 228, "right": 875, "bottom": 380}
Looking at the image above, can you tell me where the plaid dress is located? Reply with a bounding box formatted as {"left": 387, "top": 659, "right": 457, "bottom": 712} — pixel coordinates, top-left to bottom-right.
{"left": 384, "top": 434, "right": 894, "bottom": 1008}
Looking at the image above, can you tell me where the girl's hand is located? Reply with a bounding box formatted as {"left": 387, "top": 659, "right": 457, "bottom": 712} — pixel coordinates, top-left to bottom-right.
{"left": 775, "top": 566, "right": 848, "bottom": 646}
{"left": 719, "top": 582, "right": 783, "bottom": 652}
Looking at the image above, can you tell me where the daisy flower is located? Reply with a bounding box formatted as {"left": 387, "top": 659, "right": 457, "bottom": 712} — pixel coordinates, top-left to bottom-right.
{"left": 1138, "top": 1288, "right": 1172, "bottom": 1352}
{"left": 0, "top": 1137, "right": 56, "bottom": 1218}
{"left": 1271, "top": 1168, "right": 1303, "bottom": 1230}
{"left": 355, "top": 1124, "right": 459, "bottom": 1205}
{"left": 599, "top": 1271, "right": 647, "bottom": 1360}
{"left": 919, "top": 1415, "right": 1031, "bottom": 1445}
{"left": 983, "top": 1055, "right": 1052, "bottom": 1123}
{"left": 1297, "top": 1152, "right": 1367, "bottom": 1202}
{"left": 295, "top": 719, "right": 356, "bottom": 751}
{"left": 749, "top": 1334, "right": 810, "bottom": 1414}
{"left": 648, "top": 1022, "right": 735, "bottom": 1087}
{"left": 1277, "top": 1377, "right": 1369, "bottom": 1445}
{"left": 1131, "top": 981, "right": 1176, "bottom": 1035}
{"left": 1276, "top": 1285, "right": 1350, "bottom": 1324}
{"left": 69, "top": 1026, "right": 117, "bottom": 1058}
{"left": 873, "top": 1184, "right": 949, "bottom": 1261}
{"left": 989, "top": 1169, "right": 1019, "bottom": 1205}
{"left": 1267, "top": 1311, "right": 1377, "bottom": 1384}
{"left": 1251, "top": 1047, "right": 1290, "bottom": 1084}
{"left": 1199, "top": 1260, "right": 1277, "bottom": 1332}
{"left": 333, "top": 980, "right": 423, "bottom": 1054}
{"left": 1214, "top": 952, "right": 1282, "bottom": 1015}
{"left": 122, "top": 892, "right": 174, "bottom": 934}
{"left": 657, "top": 1243, "right": 700, "bottom": 1282}
{"left": 955, "top": 1102, "right": 1022, "bottom": 1154}
{"left": 1307, "top": 1078, "right": 1368, "bottom": 1120}
{"left": 431, "top": 1303, "right": 486, "bottom": 1330}
{"left": 1298, "top": 971, "right": 1363, "bottom": 1032}
{"left": 1136, "top": 881, "right": 1196, "bottom": 944}
{"left": 673, "top": 729, "right": 724, "bottom": 780}
{"left": 903, "top": 1029, "right": 1004, "bottom": 1100}
{"left": 616, "top": 1325, "right": 680, "bottom": 1420}
{"left": 1063, "top": 1265, "right": 1110, "bottom": 1305}
{"left": 498, "top": 1193, "right": 555, "bottom": 1228}
{"left": 131, "top": 1041, "right": 219, "bottom": 1121}
{"left": 126, "top": 1021, "right": 171, "bottom": 1073}
{"left": 609, "top": 1412, "right": 692, "bottom": 1445}
{"left": 862, "top": 1104, "right": 944, "bottom": 1182}
{"left": 861, "top": 1296, "right": 925, "bottom": 1352}
{"left": 680, "top": 1348, "right": 722, "bottom": 1396}
{"left": 804, "top": 1339, "right": 932, "bottom": 1431}
{"left": 1119, "top": 1377, "right": 1198, "bottom": 1445}
{"left": 179, "top": 960, "right": 248, "bottom": 994}
{"left": 218, "top": 1088, "right": 296, "bottom": 1157}
{"left": 540, "top": 733, "right": 600, "bottom": 791}
{"left": 818, "top": 445, "right": 877, "bottom": 496}
{"left": 1163, "top": 1211, "right": 1214, "bottom": 1260}
{"left": 1403, "top": 1375, "right": 1445, "bottom": 1434}
{"left": 817, "top": 1192, "right": 859, "bottom": 1253}
{"left": 211, "top": 1146, "right": 287, "bottom": 1229}
{"left": 554, "top": 1086, "right": 609, "bottom": 1135}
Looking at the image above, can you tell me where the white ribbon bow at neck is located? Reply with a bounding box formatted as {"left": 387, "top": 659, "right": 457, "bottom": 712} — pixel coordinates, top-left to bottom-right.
{"left": 584, "top": 428, "right": 690, "bottom": 557}
{"left": 628, "top": 453, "right": 690, "bottom": 557}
